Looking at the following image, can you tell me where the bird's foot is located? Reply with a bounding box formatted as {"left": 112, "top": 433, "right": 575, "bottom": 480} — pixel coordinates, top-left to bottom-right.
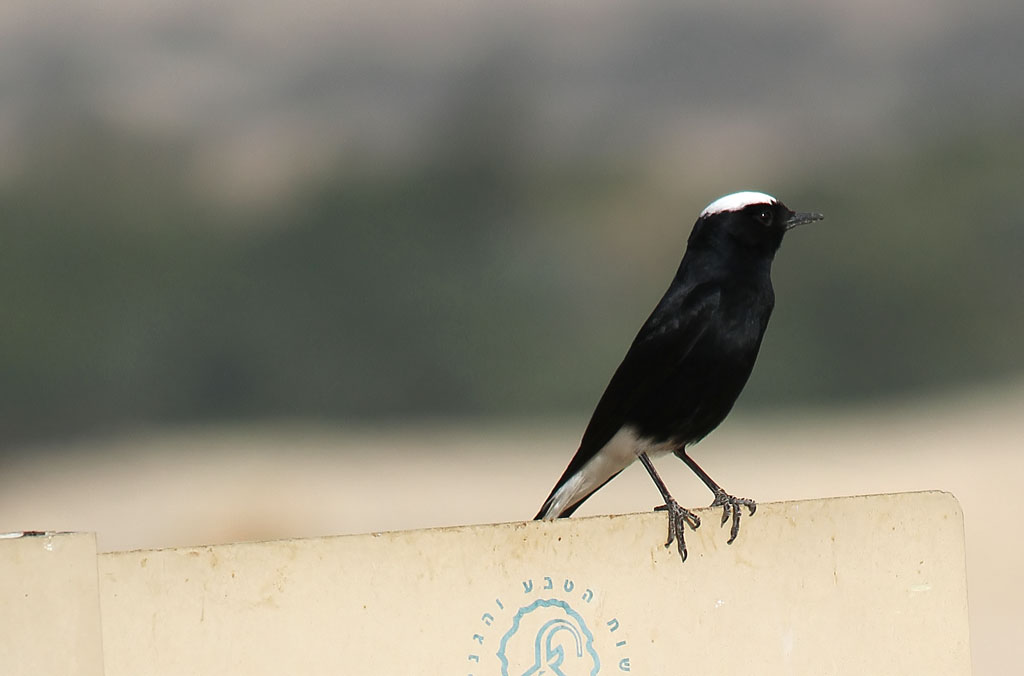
{"left": 654, "top": 499, "right": 701, "bottom": 562}
{"left": 710, "top": 489, "right": 756, "bottom": 545}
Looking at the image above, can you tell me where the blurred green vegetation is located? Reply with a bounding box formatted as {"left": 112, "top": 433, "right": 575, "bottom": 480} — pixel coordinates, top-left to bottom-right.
{"left": 2, "top": 119, "right": 1022, "bottom": 444}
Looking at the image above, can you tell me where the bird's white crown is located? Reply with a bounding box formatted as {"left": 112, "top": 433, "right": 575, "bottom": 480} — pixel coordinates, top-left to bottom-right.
{"left": 700, "top": 191, "right": 777, "bottom": 218}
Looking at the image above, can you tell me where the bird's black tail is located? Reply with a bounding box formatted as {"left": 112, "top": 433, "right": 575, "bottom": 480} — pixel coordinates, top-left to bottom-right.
{"left": 533, "top": 471, "right": 622, "bottom": 521}
{"left": 534, "top": 496, "right": 581, "bottom": 521}
{"left": 534, "top": 493, "right": 577, "bottom": 521}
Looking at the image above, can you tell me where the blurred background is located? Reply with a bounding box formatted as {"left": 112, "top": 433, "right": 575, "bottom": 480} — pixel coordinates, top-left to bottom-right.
{"left": 0, "top": 0, "right": 1021, "bottom": 671}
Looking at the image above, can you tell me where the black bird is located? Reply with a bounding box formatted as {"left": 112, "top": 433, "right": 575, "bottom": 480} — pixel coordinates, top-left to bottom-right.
{"left": 535, "top": 191, "right": 823, "bottom": 561}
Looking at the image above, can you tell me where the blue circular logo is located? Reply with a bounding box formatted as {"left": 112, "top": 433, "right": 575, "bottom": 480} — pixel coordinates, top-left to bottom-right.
{"left": 497, "top": 598, "right": 600, "bottom": 676}
{"left": 466, "top": 577, "right": 632, "bottom": 674}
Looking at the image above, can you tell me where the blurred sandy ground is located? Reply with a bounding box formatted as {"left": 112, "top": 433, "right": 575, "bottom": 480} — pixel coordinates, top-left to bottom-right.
{"left": 3, "top": 382, "right": 1022, "bottom": 674}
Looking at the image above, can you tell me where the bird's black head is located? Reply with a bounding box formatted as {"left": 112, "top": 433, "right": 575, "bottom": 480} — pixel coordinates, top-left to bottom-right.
{"left": 687, "top": 191, "right": 823, "bottom": 260}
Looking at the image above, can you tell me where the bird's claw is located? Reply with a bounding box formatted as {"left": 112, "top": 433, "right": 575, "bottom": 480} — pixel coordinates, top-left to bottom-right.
{"left": 710, "top": 490, "right": 756, "bottom": 545}
{"left": 654, "top": 499, "right": 701, "bottom": 562}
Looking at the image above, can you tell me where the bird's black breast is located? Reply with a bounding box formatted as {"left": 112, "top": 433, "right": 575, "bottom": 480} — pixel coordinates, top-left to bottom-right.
{"left": 626, "top": 277, "right": 775, "bottom": 446}
{"left": 561, "top": 261, "right": 777, "bottom": 491}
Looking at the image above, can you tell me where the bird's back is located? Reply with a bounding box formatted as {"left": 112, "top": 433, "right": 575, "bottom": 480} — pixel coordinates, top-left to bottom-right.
{"left": 536, "top": 261, "right": 774, "bottom": 518}
{"left": 629, "top": 270, "right": 774, "bottom": 444}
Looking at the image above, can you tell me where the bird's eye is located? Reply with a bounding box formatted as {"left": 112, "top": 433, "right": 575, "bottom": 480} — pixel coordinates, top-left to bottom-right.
{"left": 755, "top": 209, "right": 773, "bottom": 226}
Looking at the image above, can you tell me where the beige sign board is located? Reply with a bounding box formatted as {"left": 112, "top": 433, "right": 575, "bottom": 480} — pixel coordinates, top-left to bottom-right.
{"left": 0, "top": 531, "right": 105, "bottom": 676}
{"left": 2, "top": 492, "right": 970, "bottom": 675}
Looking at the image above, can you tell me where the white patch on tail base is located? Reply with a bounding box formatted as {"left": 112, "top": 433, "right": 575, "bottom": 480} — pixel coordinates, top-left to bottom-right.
{"left": 539, "top": 426, "right": 677, "bottom": 518}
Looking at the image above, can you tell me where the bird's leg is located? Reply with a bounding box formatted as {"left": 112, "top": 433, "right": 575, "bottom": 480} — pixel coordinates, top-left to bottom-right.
{"left": 637, "top": 452, "right": 701, "bottom": 562}
{"left": 675, "top": 450, "right": 756, "bottom": 545}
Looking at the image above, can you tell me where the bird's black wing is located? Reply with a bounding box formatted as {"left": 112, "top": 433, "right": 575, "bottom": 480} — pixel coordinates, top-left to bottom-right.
{"left": 535, "top": 282, "right": 721, "bottom": 518}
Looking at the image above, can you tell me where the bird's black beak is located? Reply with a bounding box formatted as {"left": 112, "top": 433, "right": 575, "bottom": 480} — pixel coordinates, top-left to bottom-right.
{"left": 784, "top": 210, "right": 824, "bottom": 231}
